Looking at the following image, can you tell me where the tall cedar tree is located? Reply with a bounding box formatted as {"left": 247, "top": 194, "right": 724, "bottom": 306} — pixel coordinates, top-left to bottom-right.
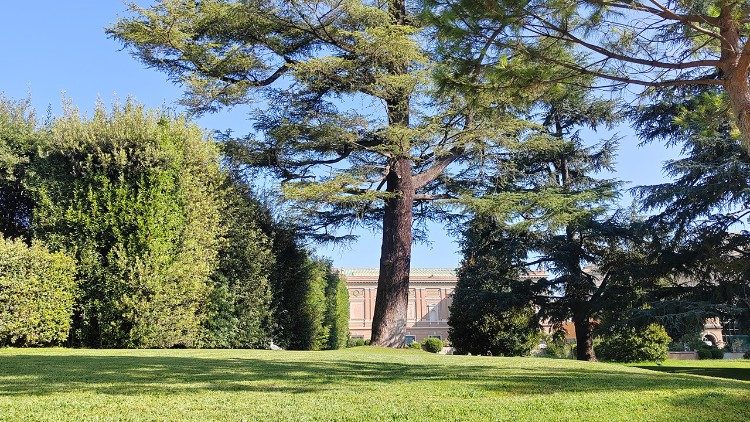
{"left": 111, "top": 0, "right": 519, "bottom": 346}
{"left": 632, "top": 86, "right": 750, "bottom": 335}
{"left": 464, "top": 81, "right": 654, "bottom": 361}
{"left": 429, "top": 1, "right": 750, "bottom": 156}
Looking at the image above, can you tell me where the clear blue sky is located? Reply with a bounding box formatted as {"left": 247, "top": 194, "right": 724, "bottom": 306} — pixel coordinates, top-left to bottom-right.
{"left": 0, "top": 1, "right": 678, "bottom": 269}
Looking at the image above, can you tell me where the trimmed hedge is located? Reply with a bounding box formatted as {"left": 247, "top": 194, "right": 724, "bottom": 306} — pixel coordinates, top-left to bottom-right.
{"left": 0, "top": 237, "right": 77, "bottom": 346}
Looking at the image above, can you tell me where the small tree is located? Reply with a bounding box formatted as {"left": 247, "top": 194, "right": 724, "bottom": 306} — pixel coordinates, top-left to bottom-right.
{"left": 449, "top": 217, "right": 540, "bottom": 356}
{"left": 0, "top": 237, "right": 77, "bottom": 346}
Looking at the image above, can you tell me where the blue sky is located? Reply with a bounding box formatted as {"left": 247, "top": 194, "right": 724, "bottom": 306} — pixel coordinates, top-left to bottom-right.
{"left": 0, "top": 1, "right": 679, "bottom": 269}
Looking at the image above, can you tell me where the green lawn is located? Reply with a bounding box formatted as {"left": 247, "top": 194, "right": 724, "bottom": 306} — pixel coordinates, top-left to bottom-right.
{"left": 0, "top": 348, "right": 748, "bottom": 421}
{"left": 633, "top": 359, "right": 750, "bottom": 381}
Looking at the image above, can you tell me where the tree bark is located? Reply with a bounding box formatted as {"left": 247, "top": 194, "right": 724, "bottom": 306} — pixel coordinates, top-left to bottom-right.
{"left": 370, "top": 157, "right": 414, "bottom": 346}
{"left": 573, "top": 311, "right": 597, "bottom": 361}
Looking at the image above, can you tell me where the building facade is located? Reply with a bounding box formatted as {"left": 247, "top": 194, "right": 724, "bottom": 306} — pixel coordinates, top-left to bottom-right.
{"left": 343, "top": 267, "right": 727, "bottom": 347}
{"left": 343, "top": 268, "right": 546, "bottom": 344}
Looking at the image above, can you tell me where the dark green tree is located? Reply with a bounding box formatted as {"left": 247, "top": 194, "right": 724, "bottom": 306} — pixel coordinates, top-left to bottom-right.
{"left": 204, "top": 175, "right": 275, "bottom": 348}
{"left": 448, "top": 217, "right": 540, "bottom": 356}
{"left": 462, "top": 80, "right": 655, "bottom": 361}
{"left": 631, "top": 85, "right": 750, "bottom": 336}
{"left": 322, "top": 261, "right": 350, "bottom": 350}
{"left": 110, "top": 0, "right": 521, "bottom": 346}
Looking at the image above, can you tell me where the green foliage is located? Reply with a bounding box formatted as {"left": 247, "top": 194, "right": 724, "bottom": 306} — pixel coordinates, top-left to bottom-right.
{"left": 697, "top": 345, "right": 724, "bottom": 360}
{"left": 743, "top": 350, "right": 750, "bottom": 359}
{"left": 408, "top": 340, "right": 422, "bottom": 350}
{"left": 0, "top": 237, "right": 76, "bottom": 346}
{"left": 32, "top": 101, "right": 224, "bottom": 348}
{"left": 203, "top": 177, "right": 274, "bottom": 348}
{"left": 421, "top": 337, "right": 443, "bottom": 353}
{"left": 347, "top": 337, "right": 367, "bottom": 348}
{"left": 539, "top": 332, "right": 574, "bottom": 359}
{"left": 595, "top": 324, "right": 671, "bottom": 363}
{"left": 449, "top": 217, "right": 541, "bottom": 356}
{"left": 322, "top": 264, "right": 349, "bottom": 350}
{"left": 0, "top": 96, "right": 38, "bottom": 239}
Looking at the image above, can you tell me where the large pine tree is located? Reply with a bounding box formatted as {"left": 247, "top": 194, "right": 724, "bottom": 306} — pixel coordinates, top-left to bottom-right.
{"left": 110, "top": 0, "right": 518, "bottom": 346}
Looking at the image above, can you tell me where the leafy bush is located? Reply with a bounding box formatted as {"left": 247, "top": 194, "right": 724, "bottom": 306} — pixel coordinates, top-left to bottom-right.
{"left": 33, "top": 102, "right": 225, "bottom": 348}
{"left": 347, "top": 337, "right": 366, "bottom": 347}
{"left": 421, "top": 337, "right": 443, "bottom": 353}
{"left": 408, "top": 340, "right": 423, "bottom": 350}
{"left": 743, "top": 350, "right": 750, "bottom": 359}
{"left": 322, "top": 263, "right": 349, "bottom": 350}
{"left": 595, "top": 324, "right": 671, "bottom": 363}
{"left": 0, "top": 237, "right": 77, "bottom": 346}
{"left": 697, "top": 345, "right": 724, "bottom": 359}
{"left": 538, "top": 331, "right": 574, "bottom": 359}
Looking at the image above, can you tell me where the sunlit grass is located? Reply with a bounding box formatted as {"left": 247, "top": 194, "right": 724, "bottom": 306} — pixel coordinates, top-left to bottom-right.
{"left": 0, "top": 347, "right": 748, "bottom": 421}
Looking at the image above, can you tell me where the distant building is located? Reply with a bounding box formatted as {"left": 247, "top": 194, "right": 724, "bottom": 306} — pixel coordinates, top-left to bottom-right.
{"left": 342, "top": 268, "right": 545, "bottom": 344}
{"left": 342, "top": 267, "right": 728, "bottom": 347}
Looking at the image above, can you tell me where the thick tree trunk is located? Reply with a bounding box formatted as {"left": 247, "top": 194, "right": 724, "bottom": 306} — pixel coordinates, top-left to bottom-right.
{"left": 573, "top": 311, "right": 596, "bottom": 361}
{"left": 370, "top": 158, "right": 414, "bottom": 347}
{"left": 725, "top": 71, "right": 750, "bottom": 155}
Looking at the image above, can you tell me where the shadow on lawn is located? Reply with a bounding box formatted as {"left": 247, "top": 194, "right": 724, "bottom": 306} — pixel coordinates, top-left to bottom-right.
{"left": 0, "top": 353, "right": 748, "bottom": 400}
{"left": 634, "top": 365, "right": 750, "bottom": 382}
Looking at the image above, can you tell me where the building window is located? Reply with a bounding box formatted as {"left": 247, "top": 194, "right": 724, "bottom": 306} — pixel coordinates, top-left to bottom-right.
{"left": 428, "top": 335, "right": 442, "bottom": 340}
{"left": 404, "top": 335, "right": 416, "bottom": 345}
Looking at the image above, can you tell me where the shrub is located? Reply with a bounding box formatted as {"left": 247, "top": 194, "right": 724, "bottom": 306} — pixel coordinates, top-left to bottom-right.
{"left": 697, "top": 345, "right": 724, "bottom": 360}
{"left": 408, "top": 340, "right": 422, "bottom": 350}
{"left": 421, "top": 337, "right": 443, "bottom": 353}
{"left": 595, "top": 324, "right": 671, "bottom": 363}
{"left": 538, "top": 331, "right": 574, "bottom": 359}
{"left": 347, "top": 337, "right": 366, "bottom": 347}
{"left": 743, "top": 350, "right": 750, "bottom": 359}
{"left": 322, "top": 264, "right": 349, "bottom": 350}
{"left": 0, "top": 237, "right": 77, "bottom": 346}
{"left": 33, "top": 102, "right": 225, "bottom": 348}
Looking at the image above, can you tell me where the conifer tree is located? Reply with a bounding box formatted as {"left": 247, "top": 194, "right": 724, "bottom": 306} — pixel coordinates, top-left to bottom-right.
{"left": 110, "top": 0, "right": 519, "bottom": 346}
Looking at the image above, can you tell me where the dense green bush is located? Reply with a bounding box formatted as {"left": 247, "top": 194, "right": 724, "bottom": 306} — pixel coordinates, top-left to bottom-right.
{"left": 322, "top": 264, "right": 349, "bottom": 350}
{"left": 0, "top": 237, "right": 77, "bottom": 346}
{"left": 743, "top": 350, "right": 750, "bottom": 359}
{"left": 32, "top": 102, "right": 225, "bottom": 348}
{"left": 421, "top": 337, "right": 443, "bottom": 353}
{"left": 0, "top": 97, "right": 39, "bottom": 240}
{"left": 408, "top": 340, "right": 422, "bottom": 350}
{"left": 203, "top": 177, "right": 274, "bottom": 348}
{"left": 347, "top": 337, "right": 366, "bottom": 347}
{"left": 595, "top": 324, "right": 671, "bottom": 363}
{"left": 697, "top": 345, "right": 724, "bottom": 359}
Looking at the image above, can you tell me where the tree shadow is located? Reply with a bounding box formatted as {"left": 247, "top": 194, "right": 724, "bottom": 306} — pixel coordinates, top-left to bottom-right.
{"left": 634, "top": 365, "right": 750, "bottom": 382}
{"left": 1, "top": 352, "right": 748, "bottom": 400}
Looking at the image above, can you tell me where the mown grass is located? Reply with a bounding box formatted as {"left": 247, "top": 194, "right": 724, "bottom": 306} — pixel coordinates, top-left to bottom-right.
{"left": 0, "top": 347, "right": 748, "bottom": 421}
{"left": 633, "top": 358, "right": 750, "bottom": 381}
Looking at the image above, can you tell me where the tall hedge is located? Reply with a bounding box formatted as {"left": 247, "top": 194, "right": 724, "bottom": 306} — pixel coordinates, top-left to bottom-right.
{"left": 323, "top": 265, "right": 350, "bottom": 350}
{"left": 204, "top": 176, "right": 275, "bottom": 348}
{"left": 0, "top": 237, "right": 77, "bottom": 346}
{"left": 32, "top": 102, "right": 225, "bottom": 348}
{"left": 0, "top": 96, "right": 38, "bottom": 240}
